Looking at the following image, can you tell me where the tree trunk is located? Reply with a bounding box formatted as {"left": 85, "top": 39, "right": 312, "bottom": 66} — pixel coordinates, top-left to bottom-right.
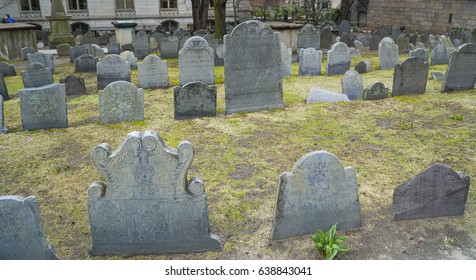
{"left": 191, "top": 0, "right": 210, "bottom": 32}
{"left": 214, "top": 0, "right": 228, "bottom": 40}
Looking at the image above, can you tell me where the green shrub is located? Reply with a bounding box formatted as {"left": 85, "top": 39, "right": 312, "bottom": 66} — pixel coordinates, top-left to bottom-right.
{"left": 311, "top": 223, "right": 349, "bottom": 260}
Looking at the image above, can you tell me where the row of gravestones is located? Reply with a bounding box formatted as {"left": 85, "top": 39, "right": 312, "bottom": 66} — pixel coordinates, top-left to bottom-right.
{"left": 0, "top": 129, "right": 470, "bottom": 259}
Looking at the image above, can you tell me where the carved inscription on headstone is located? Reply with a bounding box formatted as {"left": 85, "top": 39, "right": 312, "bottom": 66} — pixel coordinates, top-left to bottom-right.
{"left": 99, "top": 81, "right": 144, "bottom": 124}
{"left": 179, "top": 36, "right": 214, "bottom": 86}
{"left": 96, "top": 54, "right": 131, "bottom": 90}
{"left": 299, "top": 48, "right": 322, "bottom": 76}
{"left": 392, "top": 57, "right": 429, "bottom": 96}
{"left": 441, "top": 43, "right": 476, "bottom": 93}
{"left": 138, "top": 55, "right": 169, "bottom": 89}
{"left": 174, "top": 82, "right": 217, "bottom": 120}
{"left": 326, "top": 42, "right": 350, "bottom": 76}
{"left": 378, "top": 37, "right": 399, "bottom": 70}
{"left": 21, "top": 63, "right": 54, "bottom": 88}
{"left": 297, "top": 24, "right": 320, "bottom": 50}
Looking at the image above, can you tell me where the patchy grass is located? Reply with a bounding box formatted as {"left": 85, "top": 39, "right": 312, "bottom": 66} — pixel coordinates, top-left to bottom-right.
{"left": 1, "top": 49, "right": 475, "bottom": 260}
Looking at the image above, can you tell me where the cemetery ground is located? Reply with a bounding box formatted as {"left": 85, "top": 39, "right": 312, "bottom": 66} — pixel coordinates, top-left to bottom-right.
{"left": 1, "top": 52, "right": 476, "bottom": 260}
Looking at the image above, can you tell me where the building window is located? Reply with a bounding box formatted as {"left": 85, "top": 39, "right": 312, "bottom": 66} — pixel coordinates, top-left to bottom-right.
{"left": 116, "top": 0, "right": 135, "bottom": 11}
{"left": 161, "top": 0, "right": 177, "bottom": 9}
{"left": 68, "top": 0, "right": 88, "bottom": 11}
{"left": 20, "top": 0, "right": 40, "bottom": 12}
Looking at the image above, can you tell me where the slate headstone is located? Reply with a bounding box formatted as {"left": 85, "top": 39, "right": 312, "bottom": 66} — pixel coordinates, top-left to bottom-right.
{"left": 441, "top": 43, "right": 476, "bottom": 93}
{"left": 281, "top": 42, "right": 292, "bottom": 78}
{"left": 409, "top": 48, "right": 429, "bottom": 62}
{"left": 320, "top": 26, "right": 333, "bottom": 49}
{"left": 134, "top": 30, "right": 150, "bottom": 59}
{"left": 82, "top": 44, "right": 98, "bottom": 57}
{"left": 392, "top": 57, "right": 429, "bottom": 96}
{"left": 0, "top": 62, "right": 16, "bottom": 77}
{"left": 299, "top": 48, "right": 322, "bottom": 76}
{"left": 27, "top": 52, "right": 54, "bottom": 74}
{"left": 60, "top": 74, "right": 87, "bottom": 96}
{"left": 21, "top": 47, "right": 36, "bottom": 60}
{"left": 194, "top": 29, "right": 209, "bottom": 37}
{"left": 179, "top": 36, "right": 214, "bottom": 86}
{"left": 326, "top": 42, "right": 350, "bottom": 76}
{"left": 56, "top": 44, "right": 72, "bottom": 57}
{"left": 179, "top": 34, "right": 192, "bottom": 51}
{"left": 297, "top": 24, "right": 320, "bottom": 50}
{"left": 0, "top": 74, "right": 10, "bottom": 101}
{"left": 138, "top": 54, "right": 169, "bottom": 89}
{"left": 471, "top": 28, "right": 476, "bottom": 44}
{"left": 341, "top": 70, "right": 364, "bottom": 100}
{"left": 74, "top": 54, "right": 98, "bottom": 73}
{"left": 120, "top": 51, "right": 138, "bottom": 70}
{"left": 121, "top": 43, "right": 134, "bottom": 52}
{"left": 396, "top": 34, "right": 410, "bottom": 54}
{"left": 370, "top": 34, "right": 381, "bottom": 51}
{"left": 307, "top": 88, "right": 350, "bottom": 103}
{"left": 21, "top": 63, "right": 54, "bottom": 88}
{"left": 99, "top": 81, "right": 144, "bottom": 124}
{"left": 340, "top": 34, "right": 352, "bottom": 47}
{"left": 214, "top": 43, "right": 225, "bottom": 66}
{"left": 339, "top": 20, "right": 351, "bottom": 36}
{"left": 354, "top": 60, "right": 372, "bottom": 74}
{"left": 174, "top": 82, "right": 217, "bottom": 120}
{"left": 363, "top": 81, "right": 388, "bottom": 100}
{"left": 160, "top": 36, "right": 180, "bottom": 58}
{"left": 97, "top": 54, "right": 131, "bottom": 90}
{"left": 70, "top": 45, "right": 87, "bottom": 63}
{"left": 108, "top": 36, "right": 120, "bottom": 54}
{"left": 149, "top": 37, "right": 158, "bottom": 52}
{"left": 430, "top": 44, "right": 449, "bottom": 65}
{"left": 0, "top": 95, "right": 6, "bottom": 134}
{"left": 378, "top": 37, "right": 399, "bottom": 70}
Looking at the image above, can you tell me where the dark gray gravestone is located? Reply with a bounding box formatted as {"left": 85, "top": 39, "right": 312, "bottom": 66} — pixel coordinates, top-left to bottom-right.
{"left": 224, "top": 20, "right": 284, "bottom": 114}
{"left": 27, "top": 52, "right": 54, "bottom": 74}
{"left": 354, "top": 60, "right": 372, "bottom": 74}
{"left": 160, "top": 36, "right": 179, "bottom": 58}
{"left": 441, "top": 43, "right": 476, "bottom": 93}
{"left": 363, "top": 81, "right": 388, "bottom": 100}
{"left": 430, "top": 44, "right": 449, "bottom": 65}
{"left": 179, "top": 36, "right": 214, "bottom": 86}
{"left": 56, "top": 43, "right": 72, "bottom": 57}
{"left": 70, "top": 45, "right": 87, "bottom": 63}
{"left": 74, "top": 54, "right": 98, "bottom": 73}
{"left": 134, "top": 30, "right": 150, "bottom": 59}
{"left": 120, "top": 51, "right": 138, "bottom": 70}
{"left": 88, "top": 131, "right": 222, "bottom": 255}
{"left": 340, "top": 34, "right": 352, "bottom": 47}
{"left": 99, "top": 81, "right": 144, "bottom": 124}
{"left": 409, "top": 48, "right": 429, "bottom": 62}
{"left": 471, "top": 28, "right": 476, "bottom": 44}
{"left": 298, "top": 48, "right": 322, "bottom": 76}
{"left": 21, "top": 47, "right": 36, "bottom": 60}
{"left": 270, "top": 151, "right": 362, "bottom": 240}
{"left": 21, "top": 63, "right": 54, "bottom": 88}
{"left": 174, "top": 82, "right": 217, "bottom": 120}
{"left": 0, "top": 62, "right": 17, "bottom": 77}
{"left": 121, "top": 43, "right": 134, "bottom": 52}
{"left": 138, "top": 54, "right": 169, "bottom": 89}
{"left": 0, "top": 96, "right": 6, "bottom": 133}
{"left": 108, "top": 36, "right": 120, "bottom": 54}
{"left": 320, "top": 26, "right": 333, "bottom": 49}
{"left": 307, "top": 88, "right": 350, "bottom": 103}
{"left": 214, "top": 44, "right": 225, "bottom": 66}
{"left": 409, "top": 33, "right": 418, "bottom": 45}
{"left": 19, "top": 83, "right": 68, "bottom": 130}
{"left": 339, "top": 20, "right": 351, "bottom": 36}
{"left": 98, "top": 33, "right": 109, "bottom": 45}
{"left": 179, "top": 34, "right": 192, "bottom": 51}
{"left": 281, "top": 42, "right": 292, "bottom": 78}
{"left": 341, "top": 70, "right": 364, "bottom": 100}
{"left": 392, "top": 57, "right": 429, "bottom": 96}
{"left": 396, "top": 34, "right": 410, "bottom": 54}
{"left": 0, "top": 196, "right": 58, "bottom": 259}
{"left": 82, "top": 44, "right": 98, "bottom": 57}
{"left": 97, "top": 54, "right": 131, "bottom": 90}
{"left": 1, "top": 74, "right": 10, "bottom": 100}
{"left": 393, "top": 163, "right": 470, "bottom": 221}
{"left": 297, "top": 24, "right": 320, "bottom": 50}
{"left": 326, "top": 42, "right": 350, "bottom": 76}
{"left": 60, "top": 75, "right": 87, "bottom": 96}
{"left": 378, "top": 37, "right": 399, "bottom": 70}
{"left": 370, "top": 34, "right": 381, "bottom": 51}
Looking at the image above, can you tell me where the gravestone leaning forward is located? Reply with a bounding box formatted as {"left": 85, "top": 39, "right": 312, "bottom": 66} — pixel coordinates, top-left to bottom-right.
{"left": 179, "top": 36, "right": 214, "bottom": 86}
{"left": 392, "top": 57, "right": 429, "bottom": 96}
{"left": 99, "top": 81, "right": 144, "bottom": 124}
{"left": 326, "top": 42, "right": 350, "bottom": 76}
{"left": 21, "top": 63, "right": 54, "bottom": 88}
{"left": 0, "top": 62, "right": 16, "bottom": 77}
{"left": 96, "top": 54, "right": 131, "bottom": 90}
{"left": 363, "top": 81, "right": 388, "bottom": 100}
{"left": 138, "top": 54, "right": 169, "bottom": 89}
{"left": 341, "top": 70, "right": 364, "bottom": 100}
{"left": 378, "top": 37, "right": 399, "bottom": 70}
{"left": 60, "top": 74, "right": 87, "bottom": 96}
{"left": 441, "top": 43, "right": 476, "bottom": 93}
{"left": 1, "top": 74, "right": 10, "bottom": 100}
{"left": 174, "top": 82, "right": 217, "bottom": 120}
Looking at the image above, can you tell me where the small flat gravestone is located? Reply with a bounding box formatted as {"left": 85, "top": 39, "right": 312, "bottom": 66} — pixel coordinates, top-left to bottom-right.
{"left": 56, "top": 43, "right": 72, "bottom": 57}
{"left": 21, "top": 47, "right": 36, "bottom": 60}
{"left": 74, "top": 54, "right": 98, "bottom": 73}
{"left": 134, "top": 30, "right": 150, "bottom": 59}
{"left": 363, "top": 81, "right": 388, "bottom": 100}
{"left": 1, "top": 95, "right": 6, "bottom": 133}
{"left": 392, "top": 57, "right": 429, "bottom": 96}
{"left": 27, "top": 52, "right": 54, "bottom": 74}
{"left": 409, "top": 48, "right": 429, "bottom": 62}
{"left": 393, "top": 163, "right": 470, "bottom": 221}
{"left": 341, "top": 70, "right": 364, "bottom": 100}
{"left": 21, "top": 63, "right": 54, "bottom": 88}
{"left": 60, "top": 74, "right": 87, "bottom": 96}
{"left": 297, "top": 24, "right": 320, "bottom": 50}
{"left": 120, "top": 51, "right": 138, "bottom": 70}
{"left": 0, "top": 62, "right": 16, "bottom": 77}
{"left": 0, "top": 196, "right": 58, "bottom": 259}
{"left": 378, "top": 37, "right": 399, "bottom": 70}
{"left": 1, "top": 74, "right": 11, "bottom": 100}
{"left": 19, "top": 83, "right": 68, "bottom": 130}
{"left": 354, "top": 60, "right": 372, "bottom": 74}
{"left": 326, "top": 42, "right": 350, "bottom": 76}
{"left": 307, "top": 88, "right": 350, "bottom": 104}
{"left": 97, "top": 54, "right": 131, "bottom": 90}
{"left": 174, "top": 82, "right": 217, "bottom": 120}
{"left": 441, "top": 43, "right": 476, "bottom": 93}
{"left": 160, "top": 36, "right": 180, "bottom": 58}
{"left": 88, "top": 130, "right": 222, "bottom": 255}
{"left": 138, "top": 54, "right": 169, "bottom": 89}
{"left": 281, "top": 42, "right": 292, "bottom": 78}
{"left": 299, "top": 48, "right": 322, "bottom": 76}
{"left": 270, "top": 151, "right": 362, "bottom": 240}
{"left": 430, "top": 44, "right": 449, "bottom": 66}
{"left": 179, "top": 36, "right": 214, "bottom": 86}
{"left": 99, "top": 81, "right": 144, "bottom": 124}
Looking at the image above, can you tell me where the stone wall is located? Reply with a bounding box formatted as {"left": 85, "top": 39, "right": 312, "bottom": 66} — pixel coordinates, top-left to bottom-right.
{"left": 367, "top": 0, "right": 476, "bottom": 33}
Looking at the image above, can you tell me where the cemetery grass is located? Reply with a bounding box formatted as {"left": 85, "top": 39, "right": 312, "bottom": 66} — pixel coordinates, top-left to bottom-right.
{"left": 1, "top": 53, "right": 476, "bottom": 260}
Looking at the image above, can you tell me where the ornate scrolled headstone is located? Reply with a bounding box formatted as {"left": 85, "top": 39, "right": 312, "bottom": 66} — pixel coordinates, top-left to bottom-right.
{"left": 179, "top": 36, "right": 214, "bottom": 86}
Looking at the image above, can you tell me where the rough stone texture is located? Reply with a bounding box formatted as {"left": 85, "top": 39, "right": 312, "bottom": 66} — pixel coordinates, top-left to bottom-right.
{"left": 99, "top": 81, "right": 144, "bottom": 124}
{"left": 341, "top": 70, "right": 364, "bottom": 100}
{"left": 19, "top": 83, "right": 68, "bottom": 130}
{"left": 270, "top": 151, "right": 362, "bottom": 240}
{"left": 0, "top": 196, "right": 58, "bottom": 259}
{"left": 179, "top": 36, "right": 214, "bottom": 86}
{"left": 0, "top": 62, "right": 16, "bottom": 77}
{"left": 108, "top": 36, "right": 120, "bottom": 54}
{"left": 138, "top": 54, "right": 169, "bottom": 89}
{"left": 70, "top": 45, "right": 87, "bottom": 63}
{"left": 393, "top": 163, "right": 470, "bottom": 221}
{"left": 431, "top": 72, "right": 445, "bottom": 81}
{"left": 339, "top": 20, "right": 351, "bottom": 36}
{"left": 396, "top": 34, "right": 410, "bottom": 54}
{"left": 74, "top": 54, "right": 98, "bottom": 73}
{"left": 409, "top": 48, "right": 429, "bottom": 62}
{"left": 363, "top": 81, "right": 389, "bottom": 100}
{"left": 60, "top": 74, "right": 87, "bottom": 96}
{"left": 83, "top": 44, "right": 98, "bottom": 57}
{"left": 281, "top": 42, "right": 292, "bottom": 78}
{"left": 298, "top": 48, "right": 322, "bottom": 76}
{"left": 320, "top": 26, "right": 333, "bottom": 49}
{"left": 378, "top": 37, "right": 399, "bottom": 70}
{"left": 174, "top": 82, "right": 217, "bottom": 120}
{"left": 297, "top": 24, "right": 320, "bottom": 50}
{"left": 160, "top": 36, "right": 179, "bottom": 58}
{"left": 440, "top": 35, "right": 455, "bottom": 50}
{"left": 441, "top": 43, "right": 476, "bottom": 93}
{"left": 354, "top": 60, "right": 372, "bottom": 74}
{"left": 120, "top": 51, "right": 138, "bottom": 70}
{"left": 392, "top": 57, "right": 429, "bottom": 96}
{"left": 326, "top": 42, "right": 350, "bottom": 76}
{"left": 56, "top": 43, "right": 71, "bottom": 57}
{"left": 97, "top": 54, "right": 131, "bottom": 90}
{"left": 430, "top": 44, "right": 449, "bottom": 66}
{"left": 27, "top": 52, "right": 54, "bottom": 74}
{"left": 224, "top": 20, "right": 284, "bottom": 114}
{"left": 0, "top": 74, "right": 10, "bottom": 100}
{"left": 21, "top": 47, "right": 36, "bottom": 60}
{"left": 134, "top": 30, "right": 150, "bottom": 59}
{"left": 88, "top": 130, "right": 222, "bottom": 255}
{"left": 307, "top": 88, "right": 350, "bottom": 103}
{"left": 21, "top": 63, "right": 54, "bottom": 88}
{"left": 121, "top": 43, "right": 134, "bottom": 52}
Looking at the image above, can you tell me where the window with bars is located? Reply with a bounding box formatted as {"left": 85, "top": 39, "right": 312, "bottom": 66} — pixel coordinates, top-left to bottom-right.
{"left": 116, "top": 0, "right": 135, "bottom": 11}
{"left": 20, "top": 0, "right": 40, "bottom": 12}
{"left": 161, "top": 0, "right": 177, "bottom": 9}
{"left": 68, "top": 0, "right": 88, "bottom": 11}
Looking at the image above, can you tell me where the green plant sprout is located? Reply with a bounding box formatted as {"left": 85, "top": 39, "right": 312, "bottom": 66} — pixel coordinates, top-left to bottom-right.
{"left": 311, "top": 223, "right": 349, "bottom": 260}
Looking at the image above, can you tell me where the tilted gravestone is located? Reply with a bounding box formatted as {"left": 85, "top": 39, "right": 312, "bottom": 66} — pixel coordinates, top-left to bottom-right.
{"left": 392, "top": 57, "right": 429, "bottom": 96}
{"left": 378, "top": 37, "right": 399, "bottom": 70}
{"left": 99, "top": 81, "right": 144, "bottom": 124}
{"left": 97, "top": 54, "right": 131, "bottom": 90}
{"left": 341, "top": 70, "right": 364, "bottom": 100}
{"left": 441, "top": 43, "right": 476, "bottom": 93}
{"left": 60, "top": 74, "right": 87, "bottom": 96}
{"left": 320, "top": 26, "right": 333, "bottom": 49}
{"left": 160, "top": 36, "right": 180, "bottom": 58}
{"left": 299, "top": 48, "right": 322, "bottom": 76}
{"left": 0, "top": 62, "right": 16, "bottom": 77}
{"left": 88, "top": 130, "right": 222, "bottom": 255}
{"left": 0, "top": 196, "right": 58, "bottom": 259}
{"left": 134, "top": 30, "right": 150, "bottom": 59}
{"left": 393, "top": 163, "right": 470, "bottom": 221}
{"left": 1, "top": 95, "right": 6, "bottom": 133}
{"left": 1, "top": 74, "right": 10, "bottom": 100}
{"left": 363, "top": 81, "right": 388, "bottom": 100}
{"left": 326, "top": 42, "right": 350, "bottom": 76}
{"left": 179, "top": 36, "right": 214, "bottom": 86}
{"left": 19, "top": 83, "right": 68, "bottom": 130}
{"left": 174, "top": 82, "right": 217, "bottom": 120}
{"left": 108, "top": 36, "right": 120, "bottom": 54}
{"left": 21, "top": 47, "right": 36, "bottom": 60}
{"left": 270, "top": 151, "right": 362, "bottom": 240}
{"left": 21, "top": 63, "right": 54, "bottom": 88}
{"left": 224, "top": 20, "right": 284, "bottom": 114}
{"left": 27, "top": 52, "right": 54, "bottom": 74}
{"left": 297, "top": 24, "right": 320, "bottom": 50}
{"left": 138, "top": 54, "right": 169, "bottom": 89}
{"left": 354, "top": 60, "right": 372, "bottom": 74}
{"left": 70, "top": 45, "right": 88, "bottom": 63}
{"left": 430, "top": 44, "right": 449, "bottom": 65}
{"left": 409, "top": 48, "right": 429, "bottom": 62}
{"left": 307, "top": 88, "right": 350, "bottom": 104}
{"left": 339, "top": 20, "right": 351, "bottom": 36}
{"left": 56, "top": 43, "right": 72, "bottom": 57}
{"left": 74, "top": 54, "right": 98, "bottom": 73}
{"left": 120, "top": 51, "right": 138, "bottom": 70}
{"left": 281, "top": 42, "right": 292, "bottom": 78}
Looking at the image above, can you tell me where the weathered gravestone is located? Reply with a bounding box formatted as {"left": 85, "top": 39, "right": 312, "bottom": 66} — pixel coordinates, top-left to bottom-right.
{"left": 179, "top": 34, "right": 192, "bottom": 51}
{"left": 354, "top": 40, "right": 364, "bottom": 52}
{"left": 27, "top": 52, "right": 54, "bottom": 74}
{"left": 224, "top": 20, "right": 283, "bottom": 114}
{"left": 270, "top": 151, "right": 362, "bottom": 240}
{"left": 92, "top": 44, "right": 104, "bottom": 56}
{"left": 297, "top": 24, "right": 320, "bottom": 50}
{"left": 108, "top": 36, "right": 120, "bottom": 54}
{"left": 349, "top": 47, "right": 361, "bottom": 58}
{"left": 339, "top": 20, "right": 351, "bottom": 36}
{"left": 83, "top": 44, "right": 98, "bottom": 57}
{"left": 396, "top": 34, "right": 410, "bottom": 54}
{"left": 19, "top": 83, "right": 68, "bottom": 130}
{"left": 0, "top": 74, "right": 10, "bottom": 100}
{"left": 307, "top": 88, "right": 350, "bottom": 104}
{"left": 149, "top": 37, "right": 158, "bottom": 52}
{"left": 340, "top": 34, "right": 352, "bottom": 47}
{"left": 56, "top": 43, "right": 72, "bottom": 57}
{"left": 160, "top": 36, "right": 179, "bottom": 58}
{"left": 194, "top": 29, "right": 209, "bottom": 37}
{"left": 174, "top": 82, "right": 217, "bottom": 120}
{"left": 370, "top": 34, "right": 381, "bottom": 51}
{"left": 363, "top": 81, "right": 388, "bottom": 100}
{"left": 60, "top": 74, "right": 87, "bottom": 96}
{"left": 214, "top": 43, "right": 225, "bottom": 66}
{"left": 134, "top": 30, "right": 150, "bottom": 59}
{"left": 430, "top": 44, "right": 449, "bottom": 65}
{"left": 21, "top": 47, "right": 36, "bottom": 60}
{"left": 97, "top": 54, "right": 131, "bottom": 90}
{"left": 21, "top": 63, "right": 54, "bottom": 88}
{"left": 99, "top": 81, "right": 144, "bottom": 124}
{"left": 441, "top": 43, "right": 476, "bottom": 93}
{"left": 409, "top": 48, "right": 429, "bottom": 62}
{"left": 0, "top": 196, "right": 58, "bottom": 259}
{"left": 70, "top": 45, "right": 87, "bottom": 63}
{"left": 0, "top": 62, "right": 16, "bottom": 77}
{"left": 179, "top": 36, "right": 214, "bottom": 86}
{"left": 204, "top": 34, "right": 218, "bottom": 50}
{"left": 341, "top": 70, "right": 364, "bottom": 100}
{"left": 392, "top": 57, "right": 429, "bottom": 96}
{"left": 0, "top": 95, "right": 6, "bottom": 133}
{"left": 74, "top": 54, "right": 98, "bottom": 73}
{"left": 354, "top": 60, "right": 372, "bottom": 74}
{"left": 378, "top": 37, "right": 399, "bottom": 70}
{"left": 281, "top": 42, "right": 292, "bottom": 78}
{"left": 393, "top": 163, "right": 470, "bottom": 221}
{"left": 431, "top": 71, "right": 445, "bottom": 81}
{"left": 138, "top": 54, "right": 169, "bottom": 89}
{"left": 326, "top": 42, "right": 350, "bottom": 76}
{"left": 320, "top": 26, "right": 333, "bottom": 49}
{"left": 121, "top": 43, "right": 134, "bottom": 52}
{"left": 299, "top": 48, "right": 322, "bottom": 76}
{"left": 88, "top": 130, "right": 222, "bottom": 254}
{"left": 120, "top": 51, "right": 138, "bottom": 70}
